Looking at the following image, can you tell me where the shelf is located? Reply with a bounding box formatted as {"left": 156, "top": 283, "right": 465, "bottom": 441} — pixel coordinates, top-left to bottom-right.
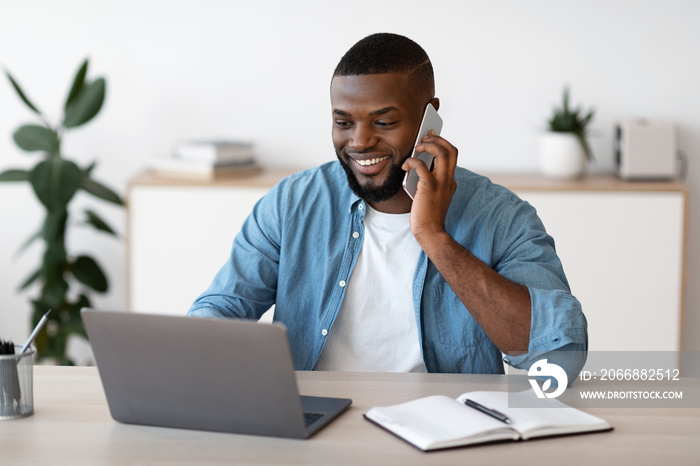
{"left": 485, "top": 173, "right": 686, "bottom": 193}
{"left": 129, "top": 167, "right": 303, "bottom": 188}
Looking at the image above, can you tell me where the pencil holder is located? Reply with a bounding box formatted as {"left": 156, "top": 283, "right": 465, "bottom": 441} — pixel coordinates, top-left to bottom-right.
{"left": 0, "top": 345, "right": 35, "bottom": 420}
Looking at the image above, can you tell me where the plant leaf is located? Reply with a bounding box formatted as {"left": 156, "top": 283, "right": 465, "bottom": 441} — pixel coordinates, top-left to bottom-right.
{"left": 12, "top": 124, "right": 58, "bottom": 153}
{"left": 64, "top": 77, "right": 106, "bottom": 128}
{"left": 30, "top": 158, "right": 83, "bottom": 210}
{"left": 575, "top": 132, "right": 594, "bottom": 161}
{"left": 43, "top": 243, "right": 67, "bottom": 280}
{"left": 41, "top": 316, "right": 70, "bottom": 364}
{"left": 15, "top": 229, "right": 42, "bottom": 257}
{"left": 61, "top": 293, "right": 92, "bottom": 338}
{"left": 6, "top": 70, "right": 42, "bottom": 115}
{"left": 547, "top": 85, "right": 594, "bottom": 139}
{"left": 83, "top": 160, "right": 97, "bottom": 177}
{"left": 18, "top": 267, "right": 42, "bottom": 290}
{"left": 0, "top": 168, "right": 31, "bottom": 182}
{"left": 67, "top": 294, "right": 91, "bottom": 320}
{"left": 84, "top": 209, "right": 118, "bottom": 236}
{"left": 81, "top": 176, "right": 124, "bottom": 205}
{"left": 42, "top": 209, "right": 68, "bottom": 242}
{"left": 71, "top": 255, "right": 108, "bottom": 292}
{"left": 42, "top": 244, "right": 69, "bottom": 308}
{"left": 65, "top": 59, "right": 89, "bottom": 110}
{"left": 63, "top": 294, "right": 91, "bottom": 338}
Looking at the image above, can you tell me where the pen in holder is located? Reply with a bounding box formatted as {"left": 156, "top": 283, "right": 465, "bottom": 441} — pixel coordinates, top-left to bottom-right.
{"left": 0, "top": 343, "right": 35, "bottom": 420}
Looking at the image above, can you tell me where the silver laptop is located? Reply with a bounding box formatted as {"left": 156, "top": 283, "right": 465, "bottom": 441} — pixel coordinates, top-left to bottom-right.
{"left": 81, "top": 309, "right": 351, "bottom": 439}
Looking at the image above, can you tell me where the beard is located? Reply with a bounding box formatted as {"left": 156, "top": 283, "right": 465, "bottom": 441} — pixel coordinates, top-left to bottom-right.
{"left": 336, "top": 150, "right": 411, "bottom": 204}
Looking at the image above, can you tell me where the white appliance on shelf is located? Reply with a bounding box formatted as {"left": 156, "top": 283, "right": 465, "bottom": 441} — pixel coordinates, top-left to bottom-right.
{"left": 615, "top": 118, "right": 678, "bottom": 180}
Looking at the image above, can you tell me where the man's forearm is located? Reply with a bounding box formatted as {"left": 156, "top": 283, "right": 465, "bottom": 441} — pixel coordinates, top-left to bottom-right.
{"left": 418, "top": 230, "right": 532, "bottom": 353}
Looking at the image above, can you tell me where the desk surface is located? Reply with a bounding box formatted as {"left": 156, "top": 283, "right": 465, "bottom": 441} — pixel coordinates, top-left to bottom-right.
{"left": 2, "top": 367, "right": 699, "bottom": 465}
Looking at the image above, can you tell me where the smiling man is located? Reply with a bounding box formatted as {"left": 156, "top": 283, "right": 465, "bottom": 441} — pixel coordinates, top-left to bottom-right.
{"left": 188, "top": 33, "right": 587, "bottom": 382}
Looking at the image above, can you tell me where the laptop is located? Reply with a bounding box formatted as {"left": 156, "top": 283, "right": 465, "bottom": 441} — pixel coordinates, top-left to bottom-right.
{"left": 81, "top": 309, "right": 352, "bottom": 439}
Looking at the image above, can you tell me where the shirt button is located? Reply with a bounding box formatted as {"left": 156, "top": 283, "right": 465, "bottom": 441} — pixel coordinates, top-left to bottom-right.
{"left": 352, "top": 232, "right": 360, "bottom": 239}
{"left": 358, "top": 204, "right": 364, "bottom": 210}
{"left": 321, "top": 329, "right": 328, "bottom": 336}
{"left": 339, "top": 280, "right": 346, "bottom": 287}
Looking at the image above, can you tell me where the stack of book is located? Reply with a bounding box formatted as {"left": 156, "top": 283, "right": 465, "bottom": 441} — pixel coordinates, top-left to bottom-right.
{"left": 149, "top": 140, "right": 260, "bottom": 180}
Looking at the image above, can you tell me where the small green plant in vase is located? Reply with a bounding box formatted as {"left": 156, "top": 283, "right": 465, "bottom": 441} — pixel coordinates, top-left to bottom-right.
{"left": 541, "top": 86, "right": 596, "bottom": 178}
{"left": 0, "top": 59, "right": 124, "bottom": 364}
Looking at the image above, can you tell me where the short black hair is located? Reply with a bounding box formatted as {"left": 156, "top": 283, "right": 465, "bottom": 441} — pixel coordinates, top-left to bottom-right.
{"left": 333, "top": 33, "right": 434, "bottom": 96}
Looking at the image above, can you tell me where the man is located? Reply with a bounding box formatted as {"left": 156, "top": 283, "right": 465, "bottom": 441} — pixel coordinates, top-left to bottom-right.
{"left": 188, "top": 33, "right": 587, "bottom": 382}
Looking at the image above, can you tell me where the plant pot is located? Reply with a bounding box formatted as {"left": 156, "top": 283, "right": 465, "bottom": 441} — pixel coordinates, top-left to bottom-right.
{"left": 539, "top": 132, "right": 587, "bottom": 179}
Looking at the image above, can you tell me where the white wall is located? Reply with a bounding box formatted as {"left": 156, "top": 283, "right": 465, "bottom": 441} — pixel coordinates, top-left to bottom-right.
{"left": 1, "top": 0, "right": 698, "bottom": 366}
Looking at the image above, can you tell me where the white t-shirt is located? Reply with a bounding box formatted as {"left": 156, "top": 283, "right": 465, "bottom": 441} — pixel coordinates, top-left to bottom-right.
{"left": 315, "top": 204, "right": 425, "bottom": 372}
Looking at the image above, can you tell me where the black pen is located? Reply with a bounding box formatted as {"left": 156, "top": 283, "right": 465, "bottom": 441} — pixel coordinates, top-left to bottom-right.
{"left": 464, "top": 399, "right": 512, "bottom": 424}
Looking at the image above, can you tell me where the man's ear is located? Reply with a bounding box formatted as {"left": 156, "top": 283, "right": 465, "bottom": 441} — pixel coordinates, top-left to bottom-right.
{"left": 430, "top": 97, "right": 440, "bottom": 112}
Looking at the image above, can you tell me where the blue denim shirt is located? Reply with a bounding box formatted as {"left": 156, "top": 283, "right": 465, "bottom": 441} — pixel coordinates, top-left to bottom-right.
{"left": 188, "top": 161, "right": 587, "bottom": 381}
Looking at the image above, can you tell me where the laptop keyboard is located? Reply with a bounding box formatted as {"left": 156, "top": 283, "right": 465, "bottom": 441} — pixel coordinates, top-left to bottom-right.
{"left": 304, "top": 412, "right": 325, "bottom": 426}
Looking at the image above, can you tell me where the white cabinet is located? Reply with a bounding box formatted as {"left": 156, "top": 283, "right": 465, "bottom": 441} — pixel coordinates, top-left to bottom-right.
{"left": 127, "top": 171, "right": 686, "bottom": 352}
{"left": 489, "top": 174, "right": 686, "bottom": 352}
{"left": 127, "top": 170, "right": 294, "bottom": 315}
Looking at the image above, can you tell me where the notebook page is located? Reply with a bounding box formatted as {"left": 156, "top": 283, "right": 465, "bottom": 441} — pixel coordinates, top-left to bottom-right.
{"left": 367, "top": 395, "right": 517, "bottom": 450}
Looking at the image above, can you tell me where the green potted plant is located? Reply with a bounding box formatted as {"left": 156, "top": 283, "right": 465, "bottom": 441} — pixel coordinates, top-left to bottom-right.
{"left": 0, "top": 59, "right": 123, "bottom": 364}
{"left": 540, "top": 85, "right": 595, "bottom": 178}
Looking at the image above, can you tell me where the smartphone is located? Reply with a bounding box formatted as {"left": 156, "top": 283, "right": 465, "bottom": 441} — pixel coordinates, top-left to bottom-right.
{"left": 402, "top": 102, "right": 443, "bottom": 199}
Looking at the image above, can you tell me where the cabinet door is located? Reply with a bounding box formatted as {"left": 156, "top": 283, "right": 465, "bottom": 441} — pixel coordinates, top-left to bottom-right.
{"left": 516, "top": 191, "right": 684, "bottom": 352}
{"left": 129, "top": 185, "right": 269, "bottom": 314}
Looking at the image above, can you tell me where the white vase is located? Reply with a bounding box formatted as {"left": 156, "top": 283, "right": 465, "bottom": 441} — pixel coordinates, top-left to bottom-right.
{"left": 539, "top": 132, "right": 587, "bottom": 179}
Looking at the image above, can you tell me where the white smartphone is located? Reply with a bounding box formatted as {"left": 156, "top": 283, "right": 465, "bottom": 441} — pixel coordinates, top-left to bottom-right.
{"left": 402, "top": 102, "right": 443, "bottom": 199}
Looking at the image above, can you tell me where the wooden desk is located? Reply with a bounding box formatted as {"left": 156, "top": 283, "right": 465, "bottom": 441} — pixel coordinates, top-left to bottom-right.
{"left": 2, "top": 367, "right": 699, "bottom": 465}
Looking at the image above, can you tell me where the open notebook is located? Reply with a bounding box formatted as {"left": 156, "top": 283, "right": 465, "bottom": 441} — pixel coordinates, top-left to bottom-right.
{"left": 364, "top": 389, "right": 611, "bottom": 451}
